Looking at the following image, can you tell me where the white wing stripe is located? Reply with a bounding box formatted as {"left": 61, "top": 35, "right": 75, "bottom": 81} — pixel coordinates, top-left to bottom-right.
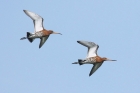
{"left": 23, "top": 10, "right": 44, "bottom": 32}
{"left": 77, "top": 41, "right": 99, "bottom": 58}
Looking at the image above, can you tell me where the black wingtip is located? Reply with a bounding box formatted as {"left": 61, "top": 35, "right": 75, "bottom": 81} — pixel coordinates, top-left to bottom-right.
{"left": 23, "top": 10, "right": 28, "bottom": 13}
{"left": 77, "top": 41, "right": 80, "bottom": 43}
{"left": 39, "top": 43, "right": 42, "bottom": 49}
{"left": 89, "top": 71, "right": 93, "bottom": 76}
{"left": 89, "top": 74, "right": 92, "bottom": 77}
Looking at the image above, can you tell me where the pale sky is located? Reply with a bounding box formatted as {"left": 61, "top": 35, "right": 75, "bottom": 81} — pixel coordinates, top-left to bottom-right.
{"left": 0, "top": 0, "right": 140, "bottom": 93}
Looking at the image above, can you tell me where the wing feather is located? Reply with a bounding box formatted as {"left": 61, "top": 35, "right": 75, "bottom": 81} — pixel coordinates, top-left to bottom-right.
{"left": 39, "top": 36, "right": 49, "bottom": 48}
{"left": 89, "top": 63, "right": 103, "bottom": 76}
{"left": 23, "top": 10, "right": 44, "bottom": 32}
{"left": 77, "top": 41, "right": 99, "bottom": 58}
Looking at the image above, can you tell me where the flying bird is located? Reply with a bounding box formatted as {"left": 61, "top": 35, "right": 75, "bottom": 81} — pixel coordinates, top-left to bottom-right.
{"left": 20, "top": 10, "right": 62, "bottom": 48}
{"left": 72, "top": 41, "right": 116, "bottom": 76}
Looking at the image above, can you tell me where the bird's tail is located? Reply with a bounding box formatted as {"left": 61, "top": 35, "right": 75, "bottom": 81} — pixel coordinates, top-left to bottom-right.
{"left": 20, "top": 32, "right": 34, "bottom": 43}
{"left": 72, "top": 59, "right": 84, "bottom": 65}
{"left": 26, "top": 32, "right": 34, "bottom": 43}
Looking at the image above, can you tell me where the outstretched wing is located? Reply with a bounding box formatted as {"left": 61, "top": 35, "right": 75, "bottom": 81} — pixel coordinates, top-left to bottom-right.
{"left": 89, "top": 63, "right": 103, "bottom": 76}
{"left": 39, "top": 36, "right": 50, "bottom": 48}
{"left": 23, "top": 10, "right": 44, "bottom": 32}
{"left": 77, "top": 41, "right": 99, "bottom": 58}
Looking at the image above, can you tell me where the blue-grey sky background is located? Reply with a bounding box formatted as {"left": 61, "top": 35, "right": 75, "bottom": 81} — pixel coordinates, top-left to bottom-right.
{"left": 0, "top": 0, "right": 140, "bottom": 93}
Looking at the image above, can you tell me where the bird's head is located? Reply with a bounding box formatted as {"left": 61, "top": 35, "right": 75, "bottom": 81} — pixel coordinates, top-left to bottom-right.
{"left": 48, "top": 30, "right": 62, "bottom": 35}
{"left": 102, "top": 57, "right": 117, "bottom": 61}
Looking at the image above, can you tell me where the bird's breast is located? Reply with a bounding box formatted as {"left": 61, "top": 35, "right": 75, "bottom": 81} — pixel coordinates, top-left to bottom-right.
{"left": 42, "top": 30, "right": 50, "bottom": 36}
{"left": 95, "top": 56, "right": 104, "bottom": 62}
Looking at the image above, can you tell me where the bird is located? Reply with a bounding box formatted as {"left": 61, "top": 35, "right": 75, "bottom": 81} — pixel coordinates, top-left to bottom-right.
{"left": 20, "top": 10, "right": 62, "bottom": 48}
{"left": 72, "top": 41, "right": 116, "bottom": 76}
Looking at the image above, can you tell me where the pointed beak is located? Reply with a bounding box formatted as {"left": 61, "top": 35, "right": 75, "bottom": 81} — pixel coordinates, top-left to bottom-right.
{"left": 106, "top": 59, "right": 117, "bottom": 61}
{"left": 52, "top": 32, "right": 62, "bottom": 35}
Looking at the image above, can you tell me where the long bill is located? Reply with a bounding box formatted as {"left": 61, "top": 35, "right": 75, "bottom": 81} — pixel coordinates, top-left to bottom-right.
{"left": 52, "top": 32, "right": 62, "bottom": 35}
{"left": 106, "top": 59, "right": 117, "bottom": 61}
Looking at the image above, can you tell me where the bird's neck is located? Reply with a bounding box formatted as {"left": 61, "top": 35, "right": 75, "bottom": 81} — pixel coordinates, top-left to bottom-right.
{"left": 95, "top": 56, "right": 104, "bottom": 62}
